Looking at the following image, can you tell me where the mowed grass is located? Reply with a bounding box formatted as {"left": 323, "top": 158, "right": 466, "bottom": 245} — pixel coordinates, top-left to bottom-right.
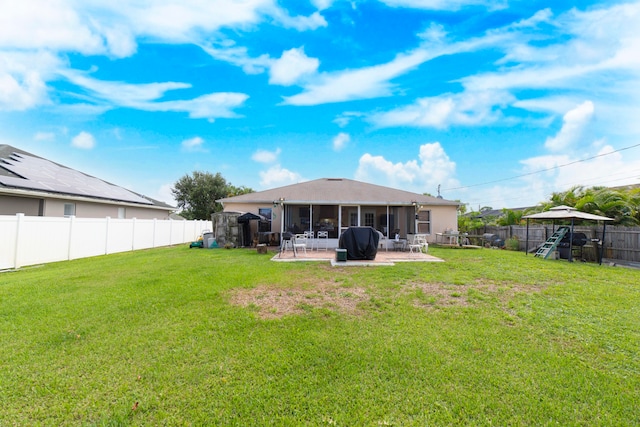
{"left": 1, "top": 246, "right": 639, "bottom": 426}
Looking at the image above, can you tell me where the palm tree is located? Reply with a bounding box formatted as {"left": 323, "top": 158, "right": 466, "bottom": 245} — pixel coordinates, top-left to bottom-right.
{"left": 575, "top": 187, "right": 637, "bottom": 225}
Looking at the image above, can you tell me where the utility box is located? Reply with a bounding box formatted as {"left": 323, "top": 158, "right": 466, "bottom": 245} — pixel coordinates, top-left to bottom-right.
{"left": 335, "top": 248, "right": 347, "bottom": 262}
{"left": 202, "top": 232, "right": 214, "bottom": 248}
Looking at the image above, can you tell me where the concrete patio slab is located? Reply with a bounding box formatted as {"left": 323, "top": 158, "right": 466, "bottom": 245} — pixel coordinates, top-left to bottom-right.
{"left": 271, "top": 248, "right": 444, "bottom": 266}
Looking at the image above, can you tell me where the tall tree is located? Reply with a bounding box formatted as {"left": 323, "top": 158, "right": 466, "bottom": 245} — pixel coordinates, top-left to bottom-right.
{"left": 497, "top": 208, "right": 524, "bottom": 226}
{"left": 575, "top": 187, "right": 637, "bottom": 225}
{"left": 171, "top": 171, "right": 253, "bottom": 220}
{"left": 537, "top": 185, "right": 638, "bottom": 226}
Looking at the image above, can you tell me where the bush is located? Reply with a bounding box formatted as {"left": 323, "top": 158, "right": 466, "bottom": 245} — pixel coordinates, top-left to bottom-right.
{"left": 505, "top": 236, "right": 520, "bottom": 251}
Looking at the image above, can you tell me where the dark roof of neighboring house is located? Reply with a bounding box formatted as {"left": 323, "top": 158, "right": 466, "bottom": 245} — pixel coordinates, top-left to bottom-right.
{"left": 0, "top": 144, "right": 173, "bottom": 208}
{"left": 218, "top": 178, "right": 459, "bottom": 206}
{"left": 469, "top": 206, "right": 533, "bottom": 219}
{"left": 611, "top": 184, "right": 640, "bottom": 191}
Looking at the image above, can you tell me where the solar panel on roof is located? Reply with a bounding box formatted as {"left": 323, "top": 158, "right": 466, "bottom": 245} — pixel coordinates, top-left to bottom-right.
{"left": 0, "top": 152, "right": 152, "bottom": 205}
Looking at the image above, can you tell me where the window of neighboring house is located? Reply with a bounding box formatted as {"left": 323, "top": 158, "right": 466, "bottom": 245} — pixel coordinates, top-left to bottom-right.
{"left": 118, "top": 207, "right": 126, "bottom": 219}
{"left": 64, "top": 203, "right": 76, "bottom": 217}
{"left": 417, "top": 210, "right": 431, "bottom": 234}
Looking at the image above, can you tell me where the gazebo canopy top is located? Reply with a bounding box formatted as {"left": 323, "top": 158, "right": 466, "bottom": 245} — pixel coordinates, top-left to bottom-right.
{"left": 523, "top": 205, "right": 613, "bottom": 222}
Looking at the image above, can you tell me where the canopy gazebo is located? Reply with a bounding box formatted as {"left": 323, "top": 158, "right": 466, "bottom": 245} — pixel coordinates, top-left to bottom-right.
{"left": 523, "top": 205, "right": 614, "bottom": 264}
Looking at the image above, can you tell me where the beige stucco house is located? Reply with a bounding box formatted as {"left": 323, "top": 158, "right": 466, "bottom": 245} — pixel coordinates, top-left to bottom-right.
{"left": 217, "top": 178, "right": 460, "bottom": 248}
{"left": 0, "top": 145, "right": 174, "bottom": 219}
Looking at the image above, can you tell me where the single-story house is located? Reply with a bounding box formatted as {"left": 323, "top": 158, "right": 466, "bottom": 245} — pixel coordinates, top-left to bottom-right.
{"left": 216, "top": 178, "right": 460, "bottom": 248}
{"left": 0, "top": 145, "right": 174, "bottom": 219}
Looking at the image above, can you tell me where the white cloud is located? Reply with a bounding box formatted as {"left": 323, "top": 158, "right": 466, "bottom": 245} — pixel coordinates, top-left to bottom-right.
{"left": 0, "top": 0, "right": 322, "bottom": 113}
{"left": 200, "top": 42, "right": 272, "bottom": 75}
{"left": 461, "top": 4, "right": 640, "bottom": 94}
{"left": 181, "top": 136, "right": 205, "bottom": 152}
{"left": 0, "top": 51, "right": 60, "bottom": 110}
{"left": 34, "top": 131, "right": 55, "bottom": 141}
{"left": 71, "top": 131, "right": 96, "bottom": 149}
{"left": 155, "top": 183, "right": 177, "bottom": 206}
{"left": 259, "top": 165, "right": 303, "bottom": 187}
{"left": 269, "top": 47, "right": 319, "bottom": 86}
{"left": 0, "top": 0, "right": 105, "bottom": 53}
{"left": 512, "top": 96, "right": 582, "bottom": 115}
{"left": 355, "top": 142, "right": 458, "bottom": 193}
{"left": 379, "top": 0, "right": 506, "bottom": 11}
{"left": 370, "top": 90, "right": 513, "bottom": 129}
{"left": 61, "top": 70, "right": 191, "bottom": 105}
{"left": 282, "top": 49, "right": 430, "bottom": 106}
{"left": 333, "top": 111, "right": 364, "bottom": 127}
{"left": 544, "top": 101, "right": 595, "bottom": 152}
{"left": 269, "top": 10, "right": 327, "bottom": 31}
{"left": 332, "top": 133, "right": 350, "bottom": 151}
{"left": 311, "top": 0, "right": 335, "bottom": 10}
{"left": 252, "top": 148, "right": 281, "bottom": 163}
{"left": 148, "top": 92, "right": 248, "bottom": 121}
{"left": 61, "top": 71, "right": 248, "bottom": 120}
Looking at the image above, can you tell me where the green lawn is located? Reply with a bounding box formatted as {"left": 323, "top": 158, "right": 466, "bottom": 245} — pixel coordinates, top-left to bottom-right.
{"left": 1, "top": 246, "right": 638, "bottom": 426}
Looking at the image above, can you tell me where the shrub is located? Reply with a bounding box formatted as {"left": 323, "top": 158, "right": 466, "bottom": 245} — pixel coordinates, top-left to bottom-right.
{"left": 505, "top": 236, "right": 520, "bottom": 251}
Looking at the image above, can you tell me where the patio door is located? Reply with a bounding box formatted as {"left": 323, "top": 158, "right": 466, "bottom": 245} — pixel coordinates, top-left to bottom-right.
{"left": 340, "top": 205, "right": 359, "bottom": 236}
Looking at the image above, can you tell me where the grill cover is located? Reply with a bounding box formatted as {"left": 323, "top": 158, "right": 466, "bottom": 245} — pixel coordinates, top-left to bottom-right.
{"left": 559, "top": 232, "right": 588, "bottom": 247}
{"left": 338, "top": 227, "right": 380, "bottom": 260}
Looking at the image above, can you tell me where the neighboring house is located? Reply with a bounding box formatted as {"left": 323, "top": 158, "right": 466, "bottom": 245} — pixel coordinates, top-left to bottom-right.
{"left": 0, "top": 145, "right": 174, "bottom": 219}
{"left": 469, "top": 207, "right": 532, "bottom": 221}
{"left": 216, "top": 177, "right": 460, "bottom": 247}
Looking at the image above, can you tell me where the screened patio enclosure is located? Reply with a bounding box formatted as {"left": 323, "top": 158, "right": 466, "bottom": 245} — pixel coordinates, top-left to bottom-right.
{"left": 283, "top": 203, "right": 431, "bottom": 240}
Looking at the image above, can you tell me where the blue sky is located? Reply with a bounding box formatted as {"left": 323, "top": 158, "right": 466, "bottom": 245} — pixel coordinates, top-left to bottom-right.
{"left": 1, "top": 0, "right": 639, "bottom": 210}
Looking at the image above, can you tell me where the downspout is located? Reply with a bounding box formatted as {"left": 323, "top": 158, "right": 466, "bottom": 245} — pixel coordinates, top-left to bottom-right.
{"left": 280, "top": 201, "right": 285, "bottom": 238}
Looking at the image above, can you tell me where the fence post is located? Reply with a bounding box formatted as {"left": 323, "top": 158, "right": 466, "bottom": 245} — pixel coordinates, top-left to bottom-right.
{"left": 153, "top": 218, "right": 157, "bottom": 248}
{"left": 131, "top": 217, "right": 136, "bottom": 251}
{"left": 13, "top": 213, "right": 24, "bottom": 269}
{"left": 105, "top": 217, "right": 111, "bottom": 255}
{"left": 67, "top": 215, "right": 76, "bottom": 260}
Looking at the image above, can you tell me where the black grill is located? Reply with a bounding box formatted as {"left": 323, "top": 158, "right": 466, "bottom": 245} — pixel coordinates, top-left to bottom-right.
{"left": 483, "top": 233, "right": 504, "bottom": 248}
{"left": 559, "top": 232, "right": 588, "bottom": 248}
{"left": 558, "top": 232, "right": 588, "bottom": 259}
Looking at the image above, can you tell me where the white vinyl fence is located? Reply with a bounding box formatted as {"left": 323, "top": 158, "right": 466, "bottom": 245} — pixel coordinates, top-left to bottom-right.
{"left": 0, "top": 214, "right": 212, "bottom": 270}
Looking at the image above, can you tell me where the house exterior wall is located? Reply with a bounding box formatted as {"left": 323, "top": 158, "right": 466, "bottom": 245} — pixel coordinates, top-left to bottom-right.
{"left": 43, "top": 198, "right": 170, "bottom": 219}
{"left": 0, "top": 195, "right": 41, "bottom": 216}
{"left": 1, "top": 192, "right": 171, "bottom": 219}
{"left": 428, "top": 205, "right": 459, "bottom": 242}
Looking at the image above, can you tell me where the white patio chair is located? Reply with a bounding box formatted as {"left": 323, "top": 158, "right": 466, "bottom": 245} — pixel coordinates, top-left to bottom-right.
{"left": 292, "top": 234, "right": 307, "bottom": 256}
{"left": 304, "top": 231, "right": 317, "bottom": 250}
{"left": 317, "top": 231, "right": 328, "bottom": 251}
{"left": 409, "top": 234, "right": 428, "bottom": 255}
{"left": 375, "top": 229, "right": 388, "bottom": 251}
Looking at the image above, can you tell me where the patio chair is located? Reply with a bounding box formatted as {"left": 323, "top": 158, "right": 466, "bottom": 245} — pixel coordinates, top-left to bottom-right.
{"left": 293, "top": 234, "right": 307, "bottom": 256}
{"left": 375, "top": 229, "right": 388, "bottom": 251}
{"left": 408, "top": 234, "right": 428, "bottom": 255}
{"left": 279, "top": 232, "right": 294, "bottom": 257}
{"left": 317, "top": 231, "right": 328, "bottom": 251}
{"left": 304, "top": 231, "right": 317, "bottom": 250}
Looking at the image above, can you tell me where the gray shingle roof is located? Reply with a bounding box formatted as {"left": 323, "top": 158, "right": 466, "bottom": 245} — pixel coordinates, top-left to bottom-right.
{"left": 218, "top": 178, "right": 459, "bottom": 206}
